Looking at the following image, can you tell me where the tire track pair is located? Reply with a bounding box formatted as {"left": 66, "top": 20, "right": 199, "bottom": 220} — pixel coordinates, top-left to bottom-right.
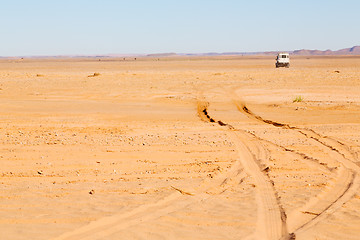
{"left": 197, "top": 101, "right": 291, "bottom": 240}
{"left": 233, "top": 98, "right": 360, "bottom": 236}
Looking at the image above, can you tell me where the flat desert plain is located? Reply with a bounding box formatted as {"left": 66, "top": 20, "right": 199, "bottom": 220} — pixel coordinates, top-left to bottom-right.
{"left": 0, "top": 56, "right": 360, "bottom": 240}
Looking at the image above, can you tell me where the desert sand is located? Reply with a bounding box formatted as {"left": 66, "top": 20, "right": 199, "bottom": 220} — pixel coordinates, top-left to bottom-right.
{"left": 0, "top": 56, "right": 360, "bottom": 240}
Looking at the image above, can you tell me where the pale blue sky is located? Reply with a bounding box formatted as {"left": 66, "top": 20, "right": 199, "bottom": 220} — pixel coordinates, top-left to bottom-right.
{"left": 0, "top": 0, "right": 359, "bottom": 56}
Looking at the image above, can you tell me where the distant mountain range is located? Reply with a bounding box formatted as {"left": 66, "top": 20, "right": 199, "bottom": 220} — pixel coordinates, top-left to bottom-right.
{"left": 2, "top": 46, "right": 359, "bottom": 58}
{"left": 177, "top": 46, "right": 360, "bottom": 56}
{"left": 292, "top": 46, "right": 360, "bottom": 55}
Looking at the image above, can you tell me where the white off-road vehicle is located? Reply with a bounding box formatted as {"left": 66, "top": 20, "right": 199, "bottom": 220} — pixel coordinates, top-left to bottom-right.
{"left": 275, "top": 53, "right": 290, "bottom": 68}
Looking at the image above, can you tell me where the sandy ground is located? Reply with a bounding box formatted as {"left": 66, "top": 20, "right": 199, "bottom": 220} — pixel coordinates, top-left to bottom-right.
{"left": 0, "top": 56, "right": 360, "bottom": 240}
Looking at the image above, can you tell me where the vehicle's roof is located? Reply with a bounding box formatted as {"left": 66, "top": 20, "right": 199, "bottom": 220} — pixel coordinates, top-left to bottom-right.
{"left": 278, "top": 52, "right": 289, "bottom": 55}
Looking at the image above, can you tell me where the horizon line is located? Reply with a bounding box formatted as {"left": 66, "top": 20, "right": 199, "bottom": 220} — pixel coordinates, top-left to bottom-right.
{"left": 1, "top": 45, "right": 359, "bottom": 58}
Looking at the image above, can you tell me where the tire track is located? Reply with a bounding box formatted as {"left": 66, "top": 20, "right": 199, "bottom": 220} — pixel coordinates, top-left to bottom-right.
{"left": 231, "top": 131, "right": 290, "bottom": 240}
{"left": 234, "top": 100, "right": 359, "bottom": 165}
{"left": 233, "top": 99, "right": 360, "bottom": 236}
{"left": 246, "top": 130, "right": 333, "bottom": 173}
{"left": 287, "top": 167, "right": 358, "bottom": 235}
{"left": 53, "top": 167, "right": 248, "bottom": 240}
{"left": 197, "top": 101, "right": 290, "bottom": 240}
{"left": 52, "top": 192, "right": 185, "bottom": 240}
{"left": 52, "top": 166, "right": 247, "bottom": 240}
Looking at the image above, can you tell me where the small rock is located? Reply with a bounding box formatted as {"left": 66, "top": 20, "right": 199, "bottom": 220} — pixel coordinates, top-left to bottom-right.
{"left": 89, "top": 190, "right": 95, "bottom": 195}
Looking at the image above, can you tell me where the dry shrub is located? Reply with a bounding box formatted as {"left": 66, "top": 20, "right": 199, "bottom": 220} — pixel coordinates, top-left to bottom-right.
{"left": 293, "top": 96, "right": 303, "bottom": 103}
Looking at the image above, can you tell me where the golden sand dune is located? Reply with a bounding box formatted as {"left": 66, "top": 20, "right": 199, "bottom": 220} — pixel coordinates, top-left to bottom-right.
{"left": 0, "top": 56, "right": 360, "bottom": 239}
